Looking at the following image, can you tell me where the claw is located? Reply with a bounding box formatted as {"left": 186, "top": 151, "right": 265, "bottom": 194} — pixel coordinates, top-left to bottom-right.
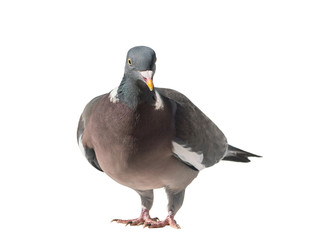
{"left": 143, "top": 223, "right": 151, "bottom": 228}
{"left": 172, "top": 223, "right": 181, "bottom": 229}
{"left": 125, "top": 221, "right": 132, "bottom": 226}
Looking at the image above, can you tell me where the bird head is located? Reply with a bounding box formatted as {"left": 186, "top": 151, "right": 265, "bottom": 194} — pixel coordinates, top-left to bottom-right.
{"left": 124, "top": 46, "right": 157, "bottom": 92}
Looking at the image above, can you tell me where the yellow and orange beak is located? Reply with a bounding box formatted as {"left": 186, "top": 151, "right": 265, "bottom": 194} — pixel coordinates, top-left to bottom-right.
{"left": 139, "top": 70, "right": 154, "bottom": 91}
{"left": 145, "top": 78, "right": 153, "bottom": 91}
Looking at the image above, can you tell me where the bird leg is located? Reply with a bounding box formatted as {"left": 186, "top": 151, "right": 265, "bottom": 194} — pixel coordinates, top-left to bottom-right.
{"left": 112, "top": 188, "right": 183, "bottom": 229}
{"left": 112, "top": 190, "right": 158, "bottom": 226}
{"left": 111, "top": 208, "right": 159, "bottom": 226}
{"left": 144, "top": 188, "right": 184, "bottom": 229}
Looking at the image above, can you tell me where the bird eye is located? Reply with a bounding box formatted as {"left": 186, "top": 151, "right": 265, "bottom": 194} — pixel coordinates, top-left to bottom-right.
{"left": 128, "top": 58, "right": 132, "bottom": 66}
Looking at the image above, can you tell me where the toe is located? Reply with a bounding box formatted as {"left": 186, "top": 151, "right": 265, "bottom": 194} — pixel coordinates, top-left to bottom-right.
{"left": 147, "top": 220, "right": 169, "bottom": 228}
{"left": 170, "top": 222, "right": 181, "bottom": 229}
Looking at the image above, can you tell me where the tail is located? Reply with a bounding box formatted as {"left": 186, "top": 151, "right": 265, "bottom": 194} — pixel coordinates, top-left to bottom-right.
{"left": 222, "top": 144, "right": 261, "bottom": 163}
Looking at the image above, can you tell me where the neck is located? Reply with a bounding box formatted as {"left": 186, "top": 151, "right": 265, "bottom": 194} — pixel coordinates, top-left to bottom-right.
{"left": 117, "top": 75, "right": 155, "bottom": 109}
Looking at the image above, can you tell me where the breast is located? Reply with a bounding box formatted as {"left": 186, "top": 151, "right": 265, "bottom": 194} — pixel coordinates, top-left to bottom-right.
{"left": 86, "top": 95, "right": 175, "bottom": 189}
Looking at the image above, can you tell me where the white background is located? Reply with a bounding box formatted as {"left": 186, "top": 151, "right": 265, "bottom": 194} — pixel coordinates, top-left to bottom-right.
{"left": 1, "top": 0, "right": 319, "bottom": 239}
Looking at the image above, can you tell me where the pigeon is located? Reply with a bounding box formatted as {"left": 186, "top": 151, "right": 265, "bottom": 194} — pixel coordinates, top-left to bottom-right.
{"left": 77, "top": 46, "right": 260, "bottom": 229}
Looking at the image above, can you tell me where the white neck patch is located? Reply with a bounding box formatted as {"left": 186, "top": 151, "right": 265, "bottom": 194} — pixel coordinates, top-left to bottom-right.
{"left": 109, "top": 87, "right": 163, "bottom": 110}
{"left": 154, "top": 90, "right": 164, "bottom": 110}
{"left": 109, "top": 87, "right": 119, "bottom": 103}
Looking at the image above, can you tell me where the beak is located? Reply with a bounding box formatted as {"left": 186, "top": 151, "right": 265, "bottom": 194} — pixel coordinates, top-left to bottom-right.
{"left": 139, "top": 70, "right": 154, "bottom": 91}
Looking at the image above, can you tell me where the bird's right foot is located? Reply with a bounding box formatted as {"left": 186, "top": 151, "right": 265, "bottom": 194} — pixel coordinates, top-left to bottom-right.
{"left": 111, "top": 209, "right": 159, "bottom": 226}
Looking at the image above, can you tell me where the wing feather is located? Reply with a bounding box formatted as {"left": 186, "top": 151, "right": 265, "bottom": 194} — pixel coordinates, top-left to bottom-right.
{"left": 157, "top": 88, "right": 228, "bottom": 169}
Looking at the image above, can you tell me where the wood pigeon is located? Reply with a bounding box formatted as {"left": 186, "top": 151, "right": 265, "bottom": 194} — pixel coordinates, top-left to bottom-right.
{"left": 77, "top": 46, "right": 260, "bottom": 229}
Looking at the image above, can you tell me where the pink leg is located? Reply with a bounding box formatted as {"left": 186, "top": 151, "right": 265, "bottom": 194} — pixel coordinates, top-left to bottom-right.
{"left": 112, "top": 188, "right": 184, "bottom": 229}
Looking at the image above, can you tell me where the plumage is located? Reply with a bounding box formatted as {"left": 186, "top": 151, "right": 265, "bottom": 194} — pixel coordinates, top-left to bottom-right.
{"left": 157, "top": 88, "right": 228, "bottom": 168}
{"left": 77, "top": 46, "right": 261, "bottom": 229}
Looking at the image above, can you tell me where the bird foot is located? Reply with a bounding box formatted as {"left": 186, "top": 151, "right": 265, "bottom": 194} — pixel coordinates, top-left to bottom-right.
{"left": 111, "top": 209, "right": 159, "bottom": 227}
{"left": 143, "top": 215, "right": 180, "bottom": 229}
{"left": 111, "top": 217, "right": 160, "bottom": 226}
{"left": 111, "top": 210, "right": 180, "bottom": 229}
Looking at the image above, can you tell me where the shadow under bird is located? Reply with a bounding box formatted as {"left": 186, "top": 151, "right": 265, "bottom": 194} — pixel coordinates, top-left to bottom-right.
{"left": 77, "top": 46, "right": 261, "bottom": 229}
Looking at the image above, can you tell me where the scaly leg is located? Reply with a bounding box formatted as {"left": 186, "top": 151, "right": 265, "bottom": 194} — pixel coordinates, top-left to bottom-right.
{"left": 112, "top": 190, "right": 159, "bottom": 226}
{"left": 144, "top": 188, "right": 185, "bottom": 229}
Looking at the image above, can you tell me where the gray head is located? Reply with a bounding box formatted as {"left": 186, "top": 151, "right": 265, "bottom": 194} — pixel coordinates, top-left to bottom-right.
{"left": 124, "top": 46, "right": 157, "bottom": 91}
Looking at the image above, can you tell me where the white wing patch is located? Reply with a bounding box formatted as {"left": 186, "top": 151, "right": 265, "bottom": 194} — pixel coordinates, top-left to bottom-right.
{"left": 172, "top": 142, "right": 205, "bottom": 171}
{"left": 109, "top": 87, "right": 119, "bottom": 103}
{"left": 154, "top": 90, "right": 164, "bottom": 110}
{"left": 78, "top": 134, "right": 86, "bottom": 156}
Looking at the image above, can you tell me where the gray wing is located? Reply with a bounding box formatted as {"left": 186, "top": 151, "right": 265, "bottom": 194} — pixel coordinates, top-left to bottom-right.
{"left": 157, "top": 88, "right": 228, "bottom": 170}
{"left": 77, "top": 94, "right": 106, "bottom": 172}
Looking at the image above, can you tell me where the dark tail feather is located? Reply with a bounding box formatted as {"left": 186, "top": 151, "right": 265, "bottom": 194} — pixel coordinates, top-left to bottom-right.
{"left": 222, "top": 144, "right": 261, "bottom": 163}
